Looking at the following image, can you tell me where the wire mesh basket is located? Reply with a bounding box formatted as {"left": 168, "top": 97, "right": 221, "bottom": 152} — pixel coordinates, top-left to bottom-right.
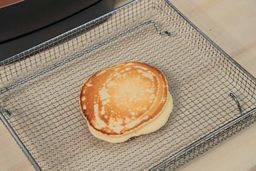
{"left": 1, "top": 0, "right": 256, "bottom": 170}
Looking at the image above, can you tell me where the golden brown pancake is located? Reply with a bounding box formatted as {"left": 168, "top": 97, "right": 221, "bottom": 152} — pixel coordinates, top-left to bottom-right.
{"left": 80, "top": 62, "right": 173, "bottom": 142}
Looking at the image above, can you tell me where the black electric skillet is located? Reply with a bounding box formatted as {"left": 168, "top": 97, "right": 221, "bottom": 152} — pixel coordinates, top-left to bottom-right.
{"left": 0, "top": 0, "right": 114, "bottom": 62}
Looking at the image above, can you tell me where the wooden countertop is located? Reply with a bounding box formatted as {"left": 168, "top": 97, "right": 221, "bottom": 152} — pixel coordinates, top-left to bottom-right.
{"left": 1, "top": 0, "right": 256, "bottom": 170}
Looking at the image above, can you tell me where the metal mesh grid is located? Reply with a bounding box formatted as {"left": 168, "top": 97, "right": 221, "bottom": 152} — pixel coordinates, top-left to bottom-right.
{"left": 0, "top": 0, "right": 256, "bottom": 170}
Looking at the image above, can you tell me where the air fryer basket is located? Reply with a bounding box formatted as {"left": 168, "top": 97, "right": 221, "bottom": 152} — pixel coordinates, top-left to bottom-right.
{"left": 0, "top": 0, "right": 256, "bottom": 170}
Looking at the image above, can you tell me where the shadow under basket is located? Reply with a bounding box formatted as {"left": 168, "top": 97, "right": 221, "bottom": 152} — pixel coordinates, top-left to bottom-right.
{"left": 0, "top": 0, "right": 256, "bottom": 170}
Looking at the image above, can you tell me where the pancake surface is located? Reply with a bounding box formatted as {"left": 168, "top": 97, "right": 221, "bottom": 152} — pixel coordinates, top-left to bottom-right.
{"left": 80, "top": 62, "right": 169, "bottom": 137}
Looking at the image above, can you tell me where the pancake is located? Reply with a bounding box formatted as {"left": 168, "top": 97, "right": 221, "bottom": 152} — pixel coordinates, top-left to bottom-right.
{"left": 80, "top": 62, "right": 173, "bottom": 143}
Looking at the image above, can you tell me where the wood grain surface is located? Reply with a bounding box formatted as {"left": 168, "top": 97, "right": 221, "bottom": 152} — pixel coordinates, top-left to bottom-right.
{"left": 0, "top": 0, "right": 256, "bottom": 171}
